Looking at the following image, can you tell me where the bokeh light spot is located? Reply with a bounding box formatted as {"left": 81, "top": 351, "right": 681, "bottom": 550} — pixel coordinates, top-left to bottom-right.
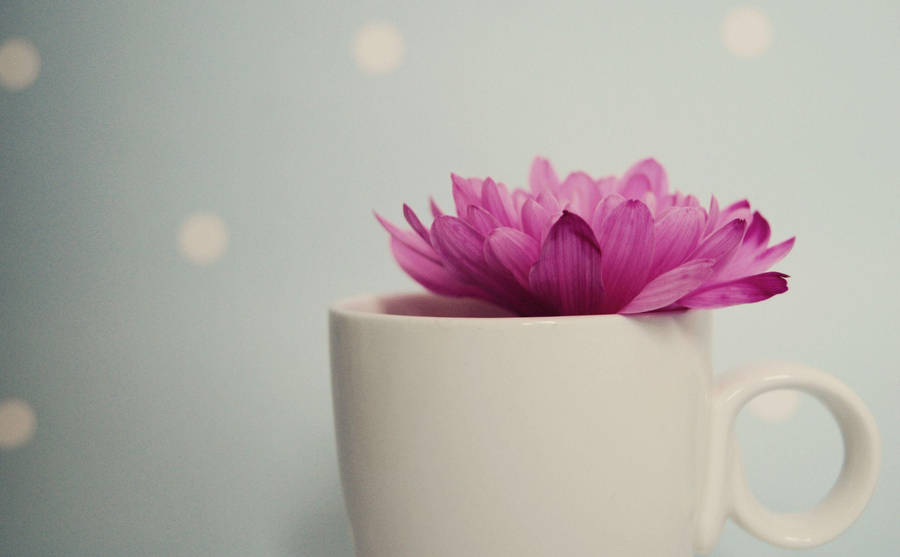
{"left": 178, "top": 212, "right": 228, "bottom": 265}
{"left": 721, "top": 7, "right": 773, "bottom": 58}
{"left": 0, "top": 37, "right": 41, "bottom": 91}
{"left": 0, "top": 398, "right": 37, "bottom": 450}
{"left": 352, "top": 21, "right": 405, "bottom": 75}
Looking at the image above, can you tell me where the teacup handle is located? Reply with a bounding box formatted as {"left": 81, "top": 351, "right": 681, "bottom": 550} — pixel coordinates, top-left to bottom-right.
{"left": 694, "top": 362, "right": 881, "bottom": 554}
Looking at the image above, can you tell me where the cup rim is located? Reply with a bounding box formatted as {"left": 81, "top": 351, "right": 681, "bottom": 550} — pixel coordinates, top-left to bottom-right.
{"left": 329, "top": 291, "right": 700, "bottom": 325}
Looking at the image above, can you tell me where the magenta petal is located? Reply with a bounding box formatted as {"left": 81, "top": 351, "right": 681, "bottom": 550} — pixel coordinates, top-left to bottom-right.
{"left": 389, "top": 237, "right": 477, "bottom": 297}
{"left": 679, "top": 272, "right": 789, "bottom": 309}
{"left": 429, "top": 197, "right": 444, "bottom": 219}
{"left": 650, "top": 207, "right": 705, "bottom": 277}
{"left": 521, "top": 199, "right": 551, "bottom": 241}
{"left": 375, "top": 211, "right": 439, "bottom": 262}
{"left": 528, "top": 212, "right": 604, "bottom": 315}
{"left": 720, "top": 199, "right": 751, "bottom": 225}
{"left": 743, "top": 211, "right": 771, "bottom": 248}
{"left": 598, "top": 200, "right": 655, "bottom": 312}
{"left": 590, "top": 193, "right": 625, "bottom": 237}
{"left": 529, "top": 156, "right": 559, "bottom": 194}
{"left": 466, "top": 205, "right": 502, "bottom": 235}
{"left": 403, "top": 204, "right": 430, "bottom": 244}
{"left": 621, "top": 259, "right": 716, "bottom": 314}
{"left": 756, "top": 236, "right": 795, "bottom": 269}
{"left": 691, "top": 218, "right": 745, "bottom": 271}
{"left": 720, "top": 236, "right": 796, "bottom": 280}
{"left": 430, "top": 215, "right": 489, "bottom": 282}
{"left": 484, "top": 227, "right": 540, "bottom": 288}
{"left": 481, "top": 177, "right": 515, "bottom": 226}
{"left": 704, "top": 195, "right": 720, "bottom": 237}
{"left": 619, "top": 158, "right": 669, "bottom": 199}
{"left": 537, "top": 191, "right": 562, "bottom": 214}
{"left": 451, "top": 173, "right": 483, "bottom": 216}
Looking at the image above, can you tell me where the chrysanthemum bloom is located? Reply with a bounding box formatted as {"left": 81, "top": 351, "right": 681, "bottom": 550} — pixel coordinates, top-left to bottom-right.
{"left": 376, "top": 158, "right": 794, "bottom": 316}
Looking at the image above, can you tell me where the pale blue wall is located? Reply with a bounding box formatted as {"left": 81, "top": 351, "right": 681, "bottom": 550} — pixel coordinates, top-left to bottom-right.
{"left": 1, "top": 1, "right": 897, "bottom": 555}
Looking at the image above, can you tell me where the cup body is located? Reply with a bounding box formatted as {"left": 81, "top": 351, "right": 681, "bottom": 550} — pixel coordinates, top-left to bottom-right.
{"left": 330, "top": 293, "right": 713, "bottom": 557}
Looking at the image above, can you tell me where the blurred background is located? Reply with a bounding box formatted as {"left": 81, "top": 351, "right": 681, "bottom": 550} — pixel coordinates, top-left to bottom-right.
{"left": 1, "top": 1, "right": 897, "bottom": 555}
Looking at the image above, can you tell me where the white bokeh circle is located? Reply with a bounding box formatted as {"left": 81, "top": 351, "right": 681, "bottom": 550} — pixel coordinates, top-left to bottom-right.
{"left": 178, "top": 212, "right": 228, "bottom": 265}
{"left": 721, "top": 6, "right": 773, "bottom": 58}
{"left": 0, "top": 398, "right": 37, "bottom": 450}
{"left": 747, "top": 389, "right": 800, "bottom": 422}
{"left": 352, "top": 21, "right": 405, "bottom": 75}
{"left": 0, "top": 37, "right": 41, "bottom": 91}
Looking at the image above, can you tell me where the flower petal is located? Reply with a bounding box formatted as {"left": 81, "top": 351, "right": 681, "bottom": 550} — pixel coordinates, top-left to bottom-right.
{"left": 431, "top": 216, "right": 537, "bottom": 314}
{"left": 389, "top": 237, "right": 477, "bottom": 297}
{"left": 598, "top": 200, "right": 655, "bottom": 312}
{"left": 430, "top": 215, "right": 488, "bottom": 282}
{"left": 481, "top": 177, "right": 515, "bottom": 226}
{"left": 719, "top": 199, "right": 751, "bottom": 226}
{"left": 451, "top": 173, "right": 483, "bottom": 217}
{"left": 529, "top": 156, "right": 559, "bottom": 194}
{"left": 621, "top": 259, "right": 716, "bottom": 314}
{"left": 429, "top": 197, "right": 444, "bottom": 219}
{"left": 590, "top": 193, "right": 625, "bottom": 238}
{"left": 403, "top": 204, "right": 430, "bottom": 244}
{"left": 375, "top": 211, "right": 439, "bottom": 262}
{"left": 520, "top": 199, "right": 551, "bottom": 242}
{"left": 484, "top": 227, "right": 540, "bottom": 288}
{"left": 679, "top": 272, "right": 789, "bottom": 309}
{"left": 466, "top": 205, "right": 502, "bottom": 235}
{"left": 528, "top": 212, "right": 604, "bottom": 315}
{"left": 703, "top": 195, "right": 720, "bottom": 237}
{"left": 743, "top": 211, "right": 771, "bottom": 249}
{"left": 719, "top": 236, "right": 795, "bottom": 281}
{"left": 691, "top": 218, "right": 745, "bottom": 272}
{"left": 650, "top": 207, "right": 705, "bottom": 277}
{"left": 619, "top": 158, "right": 669, "bottom": 199}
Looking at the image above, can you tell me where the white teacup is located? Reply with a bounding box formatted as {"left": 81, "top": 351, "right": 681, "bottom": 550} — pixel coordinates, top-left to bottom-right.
{"left": 329, "top": 293, "right": 879, "bottom": 557}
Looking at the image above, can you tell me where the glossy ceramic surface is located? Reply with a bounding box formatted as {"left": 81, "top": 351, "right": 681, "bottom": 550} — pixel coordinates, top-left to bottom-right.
{"left": 329, "top": 293, "right": 879, "bottom": 557}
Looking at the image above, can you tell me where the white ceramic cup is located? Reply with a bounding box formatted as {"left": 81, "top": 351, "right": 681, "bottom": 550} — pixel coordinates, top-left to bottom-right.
{"left": 329, "top": 293, "right": 880, "bottom": 557}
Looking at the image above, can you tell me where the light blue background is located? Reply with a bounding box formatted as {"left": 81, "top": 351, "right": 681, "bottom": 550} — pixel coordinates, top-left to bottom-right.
{"left": 1, "top": 1, "right": 897, "bottom": 555}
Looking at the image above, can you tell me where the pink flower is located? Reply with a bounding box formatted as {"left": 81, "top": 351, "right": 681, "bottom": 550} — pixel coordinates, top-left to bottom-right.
{"left": 376, "top": 157, "right": 794, "bottom": 316}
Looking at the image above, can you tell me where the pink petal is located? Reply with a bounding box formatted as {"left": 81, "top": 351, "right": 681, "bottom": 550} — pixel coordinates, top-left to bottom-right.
{"left": 595, "top": 176, "right": 617, "bottom": 197}
{"left": 528, "top": 212, "right": 605, "bottom": 315}
{"left": 590, "top": 193, "right": 625, "bottom": 238}
{"left": 389, "top": 237, "right": 477, "bottom": 297}
{"left": 484, "top": 227, "right": 540, "bottom": 288}
{"left": 529, "top": 156, "right": 559, "bottom": 194}
{"left": 537, "top": 190, "right": 562, "bottom": 214}
{"left": 481, "top": 177, "right": 515, "bottom": 227}
{"left": 598, "top": 200, "right": 655, "bottom": 312}
{"left": 451, "top": 173, "right": 483, "bottom": 217}
{"left": 375, "top": 211, "right": 439, "bottom": 262}
{"left": 704, "top": 195, "right": 720, "bottom": 237}
{"left": 403, "top": 204, "right": 430, "bottom": 244}
{"left": 743, "top": 211, "right": 771, "bottom": 248}
{"left": 679, "top": 272, "right": 789, "bottom": 309}
{"left": 719, "top": 199, "right": 751, "bottom": 225}
{"left": 719, "top": 237, "right": 795, "bottom": 281}
{"left": 621, "top": 259, "right": 716, "bottom": 314}
{"left": 430, "top": 215, "right": 489, "bottom": 283}
{"left": 431, "top": 216, "right": 536, "bottom": 314}
{"left": 558, "top": 172, "right": 599, "bottom": 219}
{"left": 690, "top": 218, "right": 745, "bottom": 272}
{"left": 429, "top": 197, "right": 444, "bottom": 219}
{"left": 755, "top": 236, "right": 795, "bottom": 270}
{"left": 466, "top": 205, "right": 501, "bottom": 235}
{"left": 619, "top": 158, "right": 669, "bottom": 199}
{"left": 520, "top": 199, "right": 551, "bottom": 242}
{"left": 649, "top": 207, "right": 705, "bottom": 277}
